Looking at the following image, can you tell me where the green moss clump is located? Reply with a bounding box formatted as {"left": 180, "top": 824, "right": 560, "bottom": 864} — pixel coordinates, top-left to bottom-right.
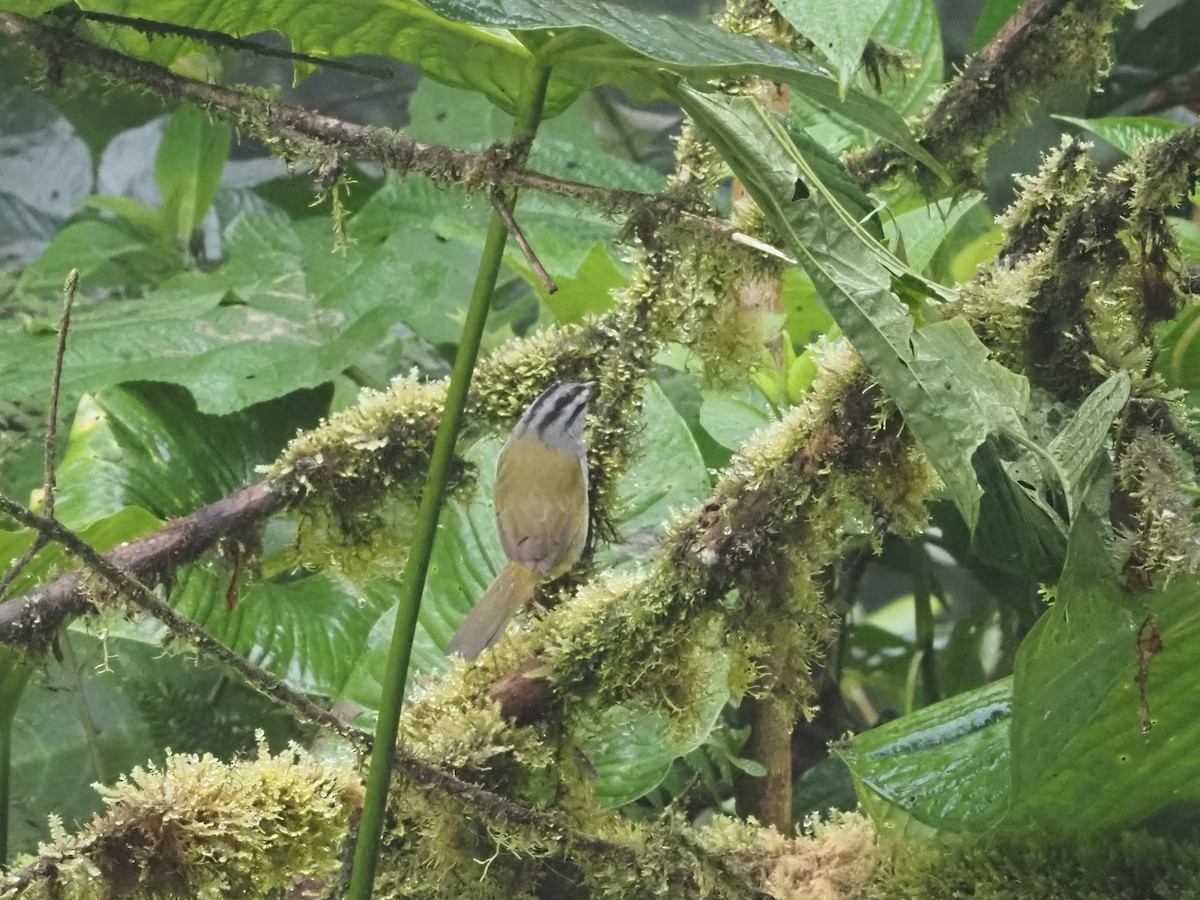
{"left": 266, "top": 373, "right": 456, "bottom": 547}
{"left": 869, "top": 829, "right": 1200, "bottom": 899}
{"left": 4, "top": 736, "right": 361, "bottom": 899}
{"left": 706, "top": 812, "right": 1200, "bottom": 899}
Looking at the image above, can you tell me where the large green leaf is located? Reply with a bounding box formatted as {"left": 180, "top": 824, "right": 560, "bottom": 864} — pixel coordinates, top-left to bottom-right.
{"left": 677, "top": 87, "right": 1031, "bottom": 535}
{"left": 973, "top": 0, "right": 1023, "bottom": 50}
{"left": 1045, "top": 371, "right": 1129, "bottom": 520}
{"left": 15, "top": 217, "right": 173, "bottom": 293}
{"left": 155, "top": 104, "right": 231, "bottom": 243}
{"left": 76, "top": 0, "right": 934, "bottom": 166}
{"left": 364, "top": 78, "right": 657, "bottom": 324}
{"left": 1, "top": 213, "right": 449, "bottom": 415}
{"left": 0, "top": 1, "right": 60, "bottom": 14}
{"left": 43, "top": 381, "right": 377, "bottom": 703}
{"left": 698, "top": 390, "right": 773, "bottom": 453}
{"left": 886, "top": 194, "right": 985, "bottom": 274}
{"left": 968, "top": 438, "right": 1066, "bottom": 579}
{"left": 1007, "top": 510, "right": 1200, "bottom": 833}
{"left": 839, "top": 677, "right": 1013, "bottom": 833}
{"left": 575, "top": 657, "right": 730, "bottom": 808}
{"left": 846, "top": 503, "right": 1200, "bottom": 838}
{"left": 1055, "top": 115, "right": 1186, "bottom": 157}
{"left": 167, "top": 566, "right": 394, "bottom": 703}
{"left": 871, "top": 0, "right": 943, "bottom": 117}
{"left": 773, "top": 0, "right": 891, "bottom": 95}
{"left": 54, "top": 382, "right": 330, "bottom": 529}
{"left": 9, "top": 631, "right": 299, "bottom": 858}
{"left": 790, "top": 0, "right": 943, "bottom": 156}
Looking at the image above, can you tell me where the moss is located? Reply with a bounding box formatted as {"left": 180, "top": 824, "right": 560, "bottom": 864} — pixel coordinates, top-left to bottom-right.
{"left": 1114, "top": 428, "right": 1200, "bottom": 587}
{"left": 370, "top": 752, "right": 758, "bottom": 898}
{"left": 266, "top": 373, "right": 456, "bottom": 556}
{"left": 704, "top": 812, "right": 886, "bottom": 899}
{"left": 705, "top": 813, "right": 1200, "bottom": 899}
{"left": 4, "top": 736, "right": 360, "bottom": 899}
{"left": 537, "top": 344, "right": 933, "bottom": 719}
{"left": 952, "top": 126, "right": 1198, "bottom": 406}
{"left": 867, "top": 829, "right": 1200, "bottom": 899}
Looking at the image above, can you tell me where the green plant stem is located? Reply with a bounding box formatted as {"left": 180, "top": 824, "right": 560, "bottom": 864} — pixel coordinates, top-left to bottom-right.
{"left": 0, "top": 713, "right": 8, "bottom": 868}
{"left": 345, "top": 62, "right": 552, "bottom": 900}
{"left": 0, "top": 655, "right": 31, "bottom": 867}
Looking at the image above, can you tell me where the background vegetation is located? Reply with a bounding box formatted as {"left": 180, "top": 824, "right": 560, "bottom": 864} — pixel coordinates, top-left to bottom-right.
{"left": 0, "top": 0, "right": 1199, "bottom": 896}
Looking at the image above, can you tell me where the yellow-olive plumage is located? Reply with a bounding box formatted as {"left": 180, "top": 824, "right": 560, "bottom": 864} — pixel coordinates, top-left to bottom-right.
{"left": 447, "top": 381, "right": 593, "bottom": 661}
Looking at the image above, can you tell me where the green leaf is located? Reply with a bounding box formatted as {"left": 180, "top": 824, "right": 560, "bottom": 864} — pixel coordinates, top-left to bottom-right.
{"left": 155, "top": 105, "right": 231, "bottom": 243}
{"left": 10, "top": 631, "right": 300, "bottom": 858}
{"left": 698, "top": 390, "right": 773, "bottom": 451}
{"left": 1169, "top": 217, "right": 1200, "bottom": 264}
{"left": 1007, "top": 506, "right": 1200, "bottom": 833}
{"left": 792, "top": 755, "right": 859, "bottom": 823}
{"left": 969, "top": 438, "right": 1066, "bottom": 579}
{"left": 676, "top": 87, "right": 1027, "bottom": 532}
{"left": 780, "top": 118, "right": 884, "bottom": 239}
{"left": 577, "top": 665, "right": 730, "bottom": 808}
{"left": 536, "top": 242, "right": 625, "bottom": 323}
{"left": 16, "top": 218, "right": 163, "bottom": 294}
{"left": 773, "top": 0, "right": 891, "bottom": 95}
{"left": 871, "top": 0, "right": 943, "bottom": 117}
{"left": 168, "top": 566, "right": 395, "bottom": 701}
{"left": 1045, "top": 371, "right": 1129, "bottom": 520}
{"left": 46, "top": 380, "right": 382, "bottom": 703}
{"left": 54, "top": 382, "right": 330, "bottom": 528}
{"left": 418, "top": 0, "right": 940, "bottom": 166}
{"left": 601, "top": 381, "right": 712, "bottom": 569}
{"left": 966, "top": 372, "right": 1126, "bottom": 576}
{"left": 0, "top": 1, "right": 61, "bottom": 14}
{"left": 886, "top": 194, "right": 985, "bottom": 274}
{"left": 973, "top": 0, "right": 1023, "bottom": 49}
{"left": 789, "top": 0, "right": 943, "bottom": 157}
{"left": 1055, "top": 115, "right": 1186, "bottom": 158}
{"left": 390, "top": 80, "right": 652, "bottom": 320}
{"left": 84, "top": 0, "right": 936, "bottom": 167}
{"left": 1, "top": 213, "right": 449, "bottom": 416}
{"left": 80, "top": 195, "right": 169, "bottom": 243}
{"left": 1157, "top": 251, "right": 1200, "bottom": 401}
{"left": 839, "top": 677, "right": 1013, "bottom": 833}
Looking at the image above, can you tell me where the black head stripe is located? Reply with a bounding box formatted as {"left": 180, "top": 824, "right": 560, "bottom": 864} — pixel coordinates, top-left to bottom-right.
{"left": 520, "top": 381, "right": 594, "bottom": 441}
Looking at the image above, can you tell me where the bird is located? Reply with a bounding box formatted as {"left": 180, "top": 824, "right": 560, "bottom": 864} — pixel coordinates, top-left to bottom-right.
{"left": 447, "top": 380, "right": 594, "bottom": 661}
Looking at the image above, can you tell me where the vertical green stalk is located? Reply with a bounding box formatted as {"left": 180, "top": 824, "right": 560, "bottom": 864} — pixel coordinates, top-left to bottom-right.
{"left": 0, "top": 706, "right": 11, "bottom": 867}
{"left": 345, "top": 62, "right": 552, "bottom": 900}
{"left": 0, "top": 651, "right": 32, "bottom": 866}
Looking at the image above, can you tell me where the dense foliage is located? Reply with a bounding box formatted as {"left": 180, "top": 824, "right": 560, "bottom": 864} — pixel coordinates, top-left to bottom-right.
{"left": 0, "top": 0, "right": 1199, "bottom": 896}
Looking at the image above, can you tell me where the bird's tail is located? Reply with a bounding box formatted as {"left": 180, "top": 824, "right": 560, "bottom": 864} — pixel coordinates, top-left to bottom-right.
{"left": 447, "top": 561, "right": 538, "bottom": 661}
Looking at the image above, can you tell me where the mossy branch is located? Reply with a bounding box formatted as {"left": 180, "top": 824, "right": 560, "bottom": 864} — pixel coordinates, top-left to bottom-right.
{"left": 0, "top": 12, "right": 777, "bottom": 262}
{"left": 848, "top": 0, "right": 1132, "bottom": 189}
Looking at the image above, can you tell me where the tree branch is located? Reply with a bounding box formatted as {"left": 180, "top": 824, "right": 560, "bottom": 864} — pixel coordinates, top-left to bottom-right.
{"left": 850, "top": 0, "right": 1129, "bottom": 188}
{"left": 0, "top": 483, "right": 284, "bottom": 653}
{"left": 0, "top": 11, "right": 786, "bottom": 265}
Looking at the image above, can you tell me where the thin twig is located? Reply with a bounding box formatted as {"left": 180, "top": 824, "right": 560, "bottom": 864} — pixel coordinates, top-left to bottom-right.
{"left": 68, "top": 9, "right": 395, "bottom": 80}
{"left": 0, "top": 492, "right": 368, "bottom": 751}
{"left": 44, "top": 268, "right": 76, "bottom": 521}
{"left": 0, "top": 534, "right": 45, "bottom": 602}
{"left": 491, "top": 191, "right": 557, "bottom": 294}
{"left": 0, "top": 271, "right": 77, "bottom": 599}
